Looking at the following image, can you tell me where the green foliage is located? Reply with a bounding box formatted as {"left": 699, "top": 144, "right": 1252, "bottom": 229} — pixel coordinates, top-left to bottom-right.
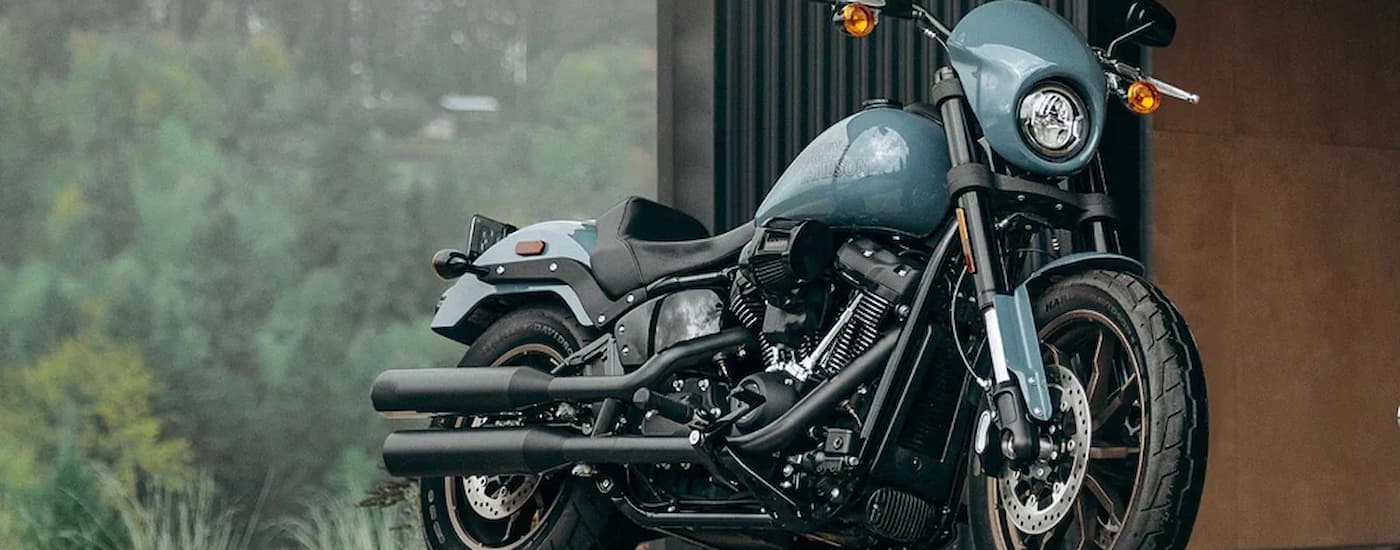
{"left": 0, "top": 0, "right": 656, "bottom": 544}
{"left": 0, "top": 332, "right": 192, "bottom": 492}
{"left": 6, "top": 442, "right": 127, "bottom": 550}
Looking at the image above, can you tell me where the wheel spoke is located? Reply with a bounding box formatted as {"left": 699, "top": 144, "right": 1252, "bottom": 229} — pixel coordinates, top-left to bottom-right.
{"left": 1086, "top": 327, "right": 1117, "bottom": 403}
{"left": 1088, "top": 446, "right": 1140, "bottom": 460}
{"left": 1035, "top": 531, "right": 1053, "bottom": 550}
{"left": 1081, "top": 473, "right": 1124, "bottom": 526}
{"left": 1070, "top": 496, "right": 1091, "bottom": 550}
{"left": 1091, "top": 374, "right": 1137, "bottom": 431}
{"left": 504, "top": 501, "right": 525, "bottom": 541}
{"left": 1045, "top": 342, "right": 1067, "bottom": 367}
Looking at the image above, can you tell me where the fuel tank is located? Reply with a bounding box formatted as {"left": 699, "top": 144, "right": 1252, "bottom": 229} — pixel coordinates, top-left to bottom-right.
{"left": 753, "top": 106, "right": 952, "bottom": 238}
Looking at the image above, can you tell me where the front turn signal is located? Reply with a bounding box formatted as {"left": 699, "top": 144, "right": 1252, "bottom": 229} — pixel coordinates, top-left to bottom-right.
{"left": 1125, "top": 80, "right": 1162, "bottom": 115}
{"left": 837, "top": 4, "right": 878, "bottom": 37}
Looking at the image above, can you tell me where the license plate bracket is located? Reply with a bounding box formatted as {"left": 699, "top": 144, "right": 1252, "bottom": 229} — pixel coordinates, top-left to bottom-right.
{"left": 465, "top": 215, "right": 516, "bottom": 261}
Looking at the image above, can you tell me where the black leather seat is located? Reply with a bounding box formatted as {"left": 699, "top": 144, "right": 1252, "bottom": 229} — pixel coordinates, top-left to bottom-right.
{"left": 592, "top": 197, "right": 755, "bottom": 299}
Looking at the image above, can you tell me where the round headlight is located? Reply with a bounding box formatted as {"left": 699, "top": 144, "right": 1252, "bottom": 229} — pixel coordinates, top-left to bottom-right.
{"left": 1018, "top": 83, "right": 1088, "bottom": 159}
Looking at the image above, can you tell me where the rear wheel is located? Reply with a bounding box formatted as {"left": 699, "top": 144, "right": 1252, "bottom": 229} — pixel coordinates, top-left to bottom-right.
{"left": 419, "top": 305, "right": 630, "bottom": 550}
{"left": 967, "top": 270, "right": 1208, "bottom": 550}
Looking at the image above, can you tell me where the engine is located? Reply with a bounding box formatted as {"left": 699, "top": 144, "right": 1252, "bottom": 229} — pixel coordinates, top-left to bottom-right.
{"left": 732, "top": 219, "right": 922, "bottom": 383}
{"left": 623, "top": 219, "right": 948, "bottom": 546}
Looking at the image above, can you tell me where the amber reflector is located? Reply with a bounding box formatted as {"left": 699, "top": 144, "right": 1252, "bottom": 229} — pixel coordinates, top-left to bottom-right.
{"left": 1126, "top": 80, "right": 1162, "bottom": 114}
{"left": 839, "top": 4, "right": 877, "bottom": 37}
{"left": 955, "top": 208, "right": 976, "bottom": 274}
{"left": 514, "top": 240, "right": 546, "bottom": 256}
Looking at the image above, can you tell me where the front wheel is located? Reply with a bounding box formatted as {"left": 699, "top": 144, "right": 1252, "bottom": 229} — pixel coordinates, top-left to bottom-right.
{"left": 967, "top": 270, "right": 1208, "bottom": 550}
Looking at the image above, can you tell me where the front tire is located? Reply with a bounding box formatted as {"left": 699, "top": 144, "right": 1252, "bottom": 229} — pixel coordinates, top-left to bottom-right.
{"left": 419, "top": 305, "right": 629, "bottom": 550}
{"left": 967, "top": 270, "right": 1208, "bottom": 550}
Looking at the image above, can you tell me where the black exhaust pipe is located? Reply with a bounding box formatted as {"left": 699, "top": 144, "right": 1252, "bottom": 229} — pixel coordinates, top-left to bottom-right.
{"left": 372, "top": 328, "right": 751, "bottom": 416}
{"left": 383, "top": 428, "right": 698, "bottom": 476}
{"left": 728, "top": 332, "right": 896, "bottom": 454}
{"left": 380, "top": 331, "right": 896, "bottom": 477}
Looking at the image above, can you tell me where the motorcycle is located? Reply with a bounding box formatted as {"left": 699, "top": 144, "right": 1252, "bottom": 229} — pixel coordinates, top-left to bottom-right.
{"left": 372, "top": 0, "right": 1207, "bottom": 548}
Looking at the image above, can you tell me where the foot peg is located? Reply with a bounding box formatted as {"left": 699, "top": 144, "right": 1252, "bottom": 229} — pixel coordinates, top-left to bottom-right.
{"left": 632, "top": 388, "right": 707, "bottom": 428}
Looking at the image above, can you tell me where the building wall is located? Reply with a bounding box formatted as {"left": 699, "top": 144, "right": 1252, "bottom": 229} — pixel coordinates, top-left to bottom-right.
{"left": 1150, "top": 1, "right": 1400, "bottom": 548}
{"left": 702, "top": 0, "right": 1093, "bottom": 231}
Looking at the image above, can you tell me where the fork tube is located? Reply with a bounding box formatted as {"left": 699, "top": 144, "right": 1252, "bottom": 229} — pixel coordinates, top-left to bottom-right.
{"left": 937, "top": 67, "right": 1040, "bottom": 465}
{"left": 936, "top": 68, "right": 1005, "bottom": 308}
{"left": 937, "top": 68, "right": 1014, "bottom": 386}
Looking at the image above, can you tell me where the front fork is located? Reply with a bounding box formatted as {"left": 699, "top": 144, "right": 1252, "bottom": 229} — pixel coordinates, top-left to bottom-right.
{"left": 934, "top": 68, "right": 1053, "bottom": 468}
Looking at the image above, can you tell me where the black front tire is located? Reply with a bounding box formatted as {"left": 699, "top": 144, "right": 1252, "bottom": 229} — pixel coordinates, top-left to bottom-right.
{"left": 967, "top": 270, "right": 1208, "bottom": 550}
{"left": 419, "top": 305, "right": 631, "bottom": 550}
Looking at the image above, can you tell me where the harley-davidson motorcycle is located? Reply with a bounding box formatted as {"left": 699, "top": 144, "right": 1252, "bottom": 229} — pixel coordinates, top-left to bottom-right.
{"left": 371, "top": 0, "right": 1207, "bottom": 548}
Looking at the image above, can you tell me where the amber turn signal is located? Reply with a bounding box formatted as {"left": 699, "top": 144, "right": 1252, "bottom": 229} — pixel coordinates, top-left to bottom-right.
{"left": 837, "top": 4, "right": 878, "bottom": 37}
{"left": 1126, "top": 80, "right": 1162, "bottom": 115}
{"left": 432, "top": 249, "right": 472, "bottom": 280}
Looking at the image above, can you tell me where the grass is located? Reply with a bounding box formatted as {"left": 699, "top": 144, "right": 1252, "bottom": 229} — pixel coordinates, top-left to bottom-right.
{"left": 104, "top": 475, "right": 250, "bottom": 550}
{"left": 4, "top": 465, "right": 422, "bottom": 550}
{"left": 279, "top": 496, "right": 422, "bottom": 550}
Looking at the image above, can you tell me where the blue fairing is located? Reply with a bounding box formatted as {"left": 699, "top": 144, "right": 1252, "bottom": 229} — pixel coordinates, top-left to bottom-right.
{"left": 947, "top": 0, "right": 1107, "bottom": 176}
{"left": 754, "top": 107, "right": 952, "bottom": 237}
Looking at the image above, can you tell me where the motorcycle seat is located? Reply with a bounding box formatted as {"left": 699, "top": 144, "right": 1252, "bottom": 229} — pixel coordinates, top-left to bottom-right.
{"left": 591, "top": 197, "right": 755, "bottom": 299}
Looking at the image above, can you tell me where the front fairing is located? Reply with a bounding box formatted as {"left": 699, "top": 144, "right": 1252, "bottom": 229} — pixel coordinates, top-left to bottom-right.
{"left": 946, "top": 1, "right": 1107, "bottom": 176}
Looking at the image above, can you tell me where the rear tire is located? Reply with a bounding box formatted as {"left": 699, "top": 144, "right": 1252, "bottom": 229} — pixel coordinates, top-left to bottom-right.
{"left": 967, "top": 270, "right": 1208, "bottom": 550}
{"left": 419, "top": 305, "right": 631, "bottom": 550}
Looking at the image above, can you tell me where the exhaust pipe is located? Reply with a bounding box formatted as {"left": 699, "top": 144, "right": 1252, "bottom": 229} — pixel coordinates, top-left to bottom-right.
{"left": 372, "top": 328, "right": 751, "bottom": 416}
{"left": 728, "top": 332, "right": 896, "bottom": 454}
{"left": 383, "top": 428, "right": 698, "bottom": 477}
{"left": 379, "top": 331, "right": 896, "bottom": 477}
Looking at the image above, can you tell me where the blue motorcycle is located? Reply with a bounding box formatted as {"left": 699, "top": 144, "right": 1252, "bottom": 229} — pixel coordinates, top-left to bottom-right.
{"left": 373, "top": 1, "right": 1207, "bottom": 548}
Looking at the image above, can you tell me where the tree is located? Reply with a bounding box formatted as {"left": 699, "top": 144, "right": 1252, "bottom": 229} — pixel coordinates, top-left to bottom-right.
{"left": 0, "top": 332, "right": 193, "bottom": 493}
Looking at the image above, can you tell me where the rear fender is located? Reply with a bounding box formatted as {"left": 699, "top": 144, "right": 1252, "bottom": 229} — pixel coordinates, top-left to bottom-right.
{"left": 431, "top": 221, "right": 598, "bottom": 345}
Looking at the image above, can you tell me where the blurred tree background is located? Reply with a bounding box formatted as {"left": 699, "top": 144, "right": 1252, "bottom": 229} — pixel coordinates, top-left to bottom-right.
{"left": 0, "top": 0, "right": 656, "bottom": 547}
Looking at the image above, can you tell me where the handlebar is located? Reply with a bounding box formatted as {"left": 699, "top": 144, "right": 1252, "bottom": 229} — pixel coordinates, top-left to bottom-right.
{"left": 1097, "top": 51, "right": 1200, "bottom": 104}
{"left": 1144, "top": 75, "right": 1199, "bottom": 104}
{"left": 817, "top": 1, "right": 1200, "bottom": 106}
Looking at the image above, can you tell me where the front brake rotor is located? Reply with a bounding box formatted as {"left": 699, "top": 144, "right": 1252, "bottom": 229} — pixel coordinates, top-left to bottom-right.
{"left": 999, "top": 364, "right": 1092, "bottom": 535}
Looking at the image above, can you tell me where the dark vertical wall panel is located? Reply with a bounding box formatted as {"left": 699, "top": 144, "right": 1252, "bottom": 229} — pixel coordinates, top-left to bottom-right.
{"left": 710, "top": 0, "right": 1107, "bottom": 231}
{"left": 657, "top": 1, "right": 717, "bottom": 228}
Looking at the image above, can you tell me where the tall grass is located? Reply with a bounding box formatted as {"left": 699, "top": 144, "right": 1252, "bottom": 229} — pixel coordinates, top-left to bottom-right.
{"left": 101, "top": 474, "right": 252, "bottom": 550}
{"left": 280, "top": 497, "right": 421, "bottom": 550}
{"left": 6, "top": 464, "right": 422, "bottom": 550}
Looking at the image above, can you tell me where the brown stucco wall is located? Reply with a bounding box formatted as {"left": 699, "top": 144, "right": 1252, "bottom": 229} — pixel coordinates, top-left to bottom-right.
{"left": 1150, "top": 1, "right": 1400, "bottom": 548}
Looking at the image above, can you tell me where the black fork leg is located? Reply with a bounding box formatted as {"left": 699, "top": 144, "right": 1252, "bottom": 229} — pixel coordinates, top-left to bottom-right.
{"left": 934, "top": 67, "right": 1041, "bottom": 466}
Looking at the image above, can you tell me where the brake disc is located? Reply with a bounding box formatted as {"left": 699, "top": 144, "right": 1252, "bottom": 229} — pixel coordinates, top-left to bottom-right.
{"left": 999, "top": 364, "right": 1092, "bottom": 535}
{"left": 462, "top": 475, "right": 540, "bottom": 520}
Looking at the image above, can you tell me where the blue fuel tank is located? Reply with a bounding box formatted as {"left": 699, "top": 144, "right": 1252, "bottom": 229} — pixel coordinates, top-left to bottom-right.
{"left": 753, "top": 107, "right": 952, "bottom": 238}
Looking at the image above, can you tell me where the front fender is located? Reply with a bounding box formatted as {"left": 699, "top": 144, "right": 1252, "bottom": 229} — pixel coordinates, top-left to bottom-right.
{"left": 997, "top": 252, "right": 1146, "bottom": 421}
{"left": 1018, "top": 252, "right": 1145, "bottom": 296}
{"left": 431, "top": 220, "right": 599, "bottom": 345}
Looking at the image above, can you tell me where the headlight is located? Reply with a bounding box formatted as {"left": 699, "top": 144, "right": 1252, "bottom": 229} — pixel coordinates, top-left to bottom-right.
{"left": 1018, "top": 82, "right": 1088, "bottom": 159}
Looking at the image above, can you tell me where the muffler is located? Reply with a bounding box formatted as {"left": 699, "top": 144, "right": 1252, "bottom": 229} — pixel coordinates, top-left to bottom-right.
{"left": 372, "top": 328, "right": 751, "bottom": 416}
{"left": 383, "top": 428, "right": 698, "bottom": 477}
